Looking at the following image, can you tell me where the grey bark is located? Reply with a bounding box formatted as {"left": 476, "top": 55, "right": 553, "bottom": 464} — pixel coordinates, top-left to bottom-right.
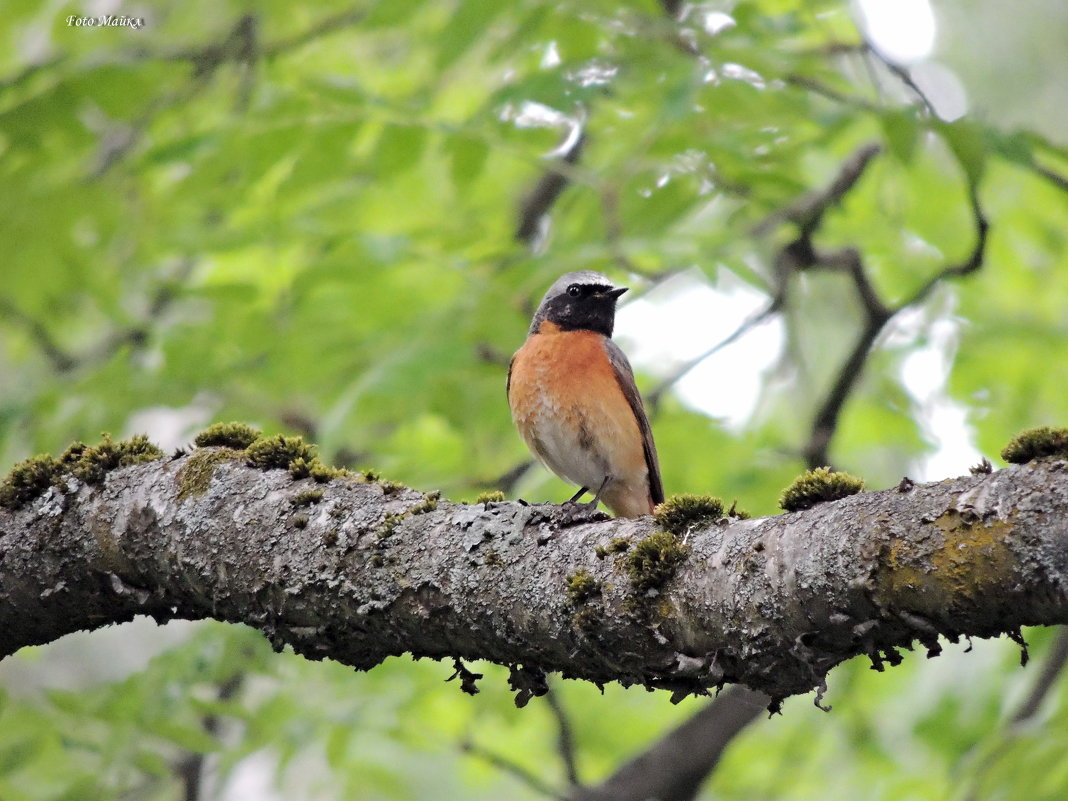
{"left": 1, "top": 452, "right": 1067, "bottom": 703}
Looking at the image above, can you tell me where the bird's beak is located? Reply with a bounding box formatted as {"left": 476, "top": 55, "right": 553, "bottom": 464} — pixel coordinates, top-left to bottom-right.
{"left": 605, "top": 286, "right": 629, "bottom": 300}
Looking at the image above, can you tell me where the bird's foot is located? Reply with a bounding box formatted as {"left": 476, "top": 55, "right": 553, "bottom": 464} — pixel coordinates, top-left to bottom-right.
{"left": 553, "top": 500, "right": 610, "bottom": 527}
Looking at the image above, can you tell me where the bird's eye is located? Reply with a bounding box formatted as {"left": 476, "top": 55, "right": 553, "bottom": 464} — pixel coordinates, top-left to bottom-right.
{"left": 567, "top": 285, "right": 581, "bottom": 297}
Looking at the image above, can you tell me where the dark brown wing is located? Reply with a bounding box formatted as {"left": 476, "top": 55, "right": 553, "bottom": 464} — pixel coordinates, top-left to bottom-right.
{"left": 603, "top": 338, "right": 664, "bottom": 505}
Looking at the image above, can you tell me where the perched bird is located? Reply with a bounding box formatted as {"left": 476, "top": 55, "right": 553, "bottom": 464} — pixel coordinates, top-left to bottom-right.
{"left": 507, "top": 271, "right": 664, "bottom": 518}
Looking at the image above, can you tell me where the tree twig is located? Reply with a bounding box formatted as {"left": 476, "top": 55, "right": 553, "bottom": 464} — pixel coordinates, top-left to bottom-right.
{"left": 571, "top": 686, "right": 768, "bottom": 801}
{"left": 545, "top": 685, "right": 581, "bottom": 787}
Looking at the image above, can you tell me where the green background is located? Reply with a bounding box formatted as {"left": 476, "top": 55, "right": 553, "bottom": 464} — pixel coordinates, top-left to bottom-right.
{"left": 1, "top": 1, "right": 1066, "bottom": 799}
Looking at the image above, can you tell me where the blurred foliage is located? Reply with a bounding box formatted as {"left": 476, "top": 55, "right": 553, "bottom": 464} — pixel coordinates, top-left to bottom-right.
{"left": 1, "top": 0, "right": 1067, "bottom": 799}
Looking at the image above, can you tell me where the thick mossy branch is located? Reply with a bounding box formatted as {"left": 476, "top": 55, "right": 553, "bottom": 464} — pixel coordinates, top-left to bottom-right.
{"left": 1, "top": 454, "right": 1067, "bottom": 702}
{"left": 1002, "top": 426, "right": 1068, "bottom": 464}
{"left": 779, "top": 466, "right": 864, "bottom": 512}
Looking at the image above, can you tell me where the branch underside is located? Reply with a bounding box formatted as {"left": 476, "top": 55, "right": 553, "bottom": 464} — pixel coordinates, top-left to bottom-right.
{"left": 1, "top": 454, "right": 1066, "bottom": 703}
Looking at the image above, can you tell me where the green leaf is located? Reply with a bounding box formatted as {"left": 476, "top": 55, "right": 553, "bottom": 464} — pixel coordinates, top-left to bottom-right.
{"left": 937, "top": 118, "right": 988, "bottom": 186}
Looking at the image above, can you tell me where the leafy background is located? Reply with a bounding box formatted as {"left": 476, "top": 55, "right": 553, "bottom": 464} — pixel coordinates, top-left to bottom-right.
{"left": 1, "top": 0, "right": 1066, "bottom": 799}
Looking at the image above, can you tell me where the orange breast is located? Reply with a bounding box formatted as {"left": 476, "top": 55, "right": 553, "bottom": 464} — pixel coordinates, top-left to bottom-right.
{"left": 509, "top": 323, "right": 651, "bottom": 514}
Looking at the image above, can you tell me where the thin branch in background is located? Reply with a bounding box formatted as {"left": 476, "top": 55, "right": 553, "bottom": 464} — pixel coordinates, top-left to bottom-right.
{"left": 571, "top": 686, "right": 769, "bottom": 801}
{"left": 175, "top": 673, "right": 244, "bottom": 801}
{"left": 544, "top": 685, "right": 581, "bottom": 788}
{"left": 0, "top": 299, "right": 77, "bottom": 373}
{"left": 460, "top": 736, "right": 569, "bottom": 801}
{"left": 962, "top": 628, "right": 1068, "bottom": 801}
{"left": 901, "top": 184, "right": 989, "bottom": 308}
{"left": 1034, "top": 164, "right": 1068, "bottom": 194}
{"left": 863, "top": 43, "right": 936, "bottom": 117}
{"left": 752, "top": 142, "right": 882, "bottom": 238}
{"left": 647, "top": 299, "right": 780, "bottom": 411}
{"left": 516, "top": 132, "right": 588, "bottom": 244}
{"left": 1011, "top": 628, "right": 1068, "bottom": 725}
{"left": 0, "top": 259, "right": 194, "bottom": 376}
{"left": 783, "top": 73, "right": 880, "bottom": 113}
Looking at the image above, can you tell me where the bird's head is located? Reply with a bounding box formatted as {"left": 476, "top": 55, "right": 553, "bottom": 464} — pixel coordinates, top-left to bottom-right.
{"left": 529, "top": 271, "right": 628, "bottom": 337}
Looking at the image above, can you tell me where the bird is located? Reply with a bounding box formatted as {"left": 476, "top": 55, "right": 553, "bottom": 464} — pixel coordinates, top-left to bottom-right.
{"left": 507, "top": 271, "right": 664, "bottom": 518}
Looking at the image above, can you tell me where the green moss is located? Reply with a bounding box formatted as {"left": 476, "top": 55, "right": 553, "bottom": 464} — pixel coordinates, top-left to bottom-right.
{"left": 292, "top": 515, "right": 309, "bottom": 529}
{"left": 595, "top": 538, "right": 631, "bottom": 560}
{"left": 627, "top": 531, "right": 690, "bottom": 594}
{"left": 358, "top": 469, "right": 381, "bottom": 483}
{"left": 323, "top": 528, "right": 339, "bottom": 546}
{"left": 177, "top": 448, "right": 243, "bottom": 499}
{"left": 410, "top": 491, "right": 441, "bottom": 514}
{"left": 779, "top": 467, "right": 864, "bottom": 512}
{"left": 1001, "top": 426, "right": 1068, "bottom": 464}
{"left": 378, "top": 512, "right": 407, "bottom": 541}
{"left": 379, "top": 480, "right": 403, "bottom": 495}
{"left": 476, "top": 489, "right": 506, "bottom": 504}
{"left": 1, "top": 434, "right": 164, "bottom": 509}
{"left": 194, "top": 422, "right": 262, "bottom": 450}
{"left": 727, "top": 500, "right": 751, "bottom": 519}
{"left": 653, "top": 494, "right": 725, "bottom": 535}
{"left": 292, "top": 489, "right": 324, "bottom": 507}
{"left": 70, "top": 433, "right": 164, "bottom": 484}
{"left": 246, "top": 434, "right": 315, "bottom": 471}
{"left": 0, "top": 454, "right": 60, "bottom": 509}
{"left": 289, "top": 457, "right": 349, "bottom": 482}
{"left": 566, "top": 569, "right": 602, "bottom": 604}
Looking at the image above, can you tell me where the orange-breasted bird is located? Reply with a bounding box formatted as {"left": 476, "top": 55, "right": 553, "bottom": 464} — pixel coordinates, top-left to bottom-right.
{"left": 507, "top": 271, "right": 664, "bottom": 518}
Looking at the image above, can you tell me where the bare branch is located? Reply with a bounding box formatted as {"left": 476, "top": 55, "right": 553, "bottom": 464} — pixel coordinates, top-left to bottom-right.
{"left": 571, "top": 686, "right": 768, "bottom": 801}
{"left": 545, "top": 685, "right": 581, "bottom": 787}
{"left": 516, "top": 133, "right": 588, "bottom": 244}
{"left": 1011, "top": 627, "right": 1068, "bottom": 725}
{"left": 461, "top": 736, "right": 569, "bottom": 800}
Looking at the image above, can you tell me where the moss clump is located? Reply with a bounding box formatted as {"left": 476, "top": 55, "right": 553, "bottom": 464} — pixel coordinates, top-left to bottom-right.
{"left": 1001, "top": 426, "right": 1068, "bottom": 464}
{"left": 379, "top": 480, "right": 403, "bottom": 495}
{"left": 410, "top": 491, "right": 440, "bottom": 514}
{"left": 194, "top": 422, "right": 262, "bottom": 450}
{"left": 627, "top": 531, "right": 690, "bottom": 594}
{"left": 378, "top": 512, "right": 407, "bottom": 541}
{"left": 292, "top": 489, "right": 324, "bottom": 507}
{"left": 566, "top": 569, "right": 602, "bottom": 604}
{"left": 292, "top": 515, "right": 309, "bottom": 529}
{"left": 779, "top": 467, "right": 864, "bottom": 512}
{"left": 476, "top": 489, "right": 505, "bottom": 504}
{"left": 727, "top": 500, "right": 751, "bottom": 519}
{"left": 595, "top": 538, "right": 631, "bottom": 560}
{"left": 358, "top": 468, "right": 381, "bottom": 483}
{"left": 0, "top": 454, "right": 60, "bottom": 509}
{"left": 654, "top": 494, "right": 725, "bottom": 535}
{"left": 70, "top": 434, "right": 164, "bottom": 484}
{"left": 246, "top": 434, "right": 315, "bottom": 471}
{"left": 1, "top": 434, "right": 165, "bottom": 509}
{"left": 194, "top": 422, "right": 261, "bottom": 451}
{"left": 177, "top": 448, "right": 243, "bottom": 499}
{"left": 290, "top": 457, "right": 348, "bottom": 483}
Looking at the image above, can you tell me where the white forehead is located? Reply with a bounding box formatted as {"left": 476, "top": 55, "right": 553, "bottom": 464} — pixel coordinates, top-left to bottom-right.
{"left": 541, "top": 271, "right": 616, "bottom": 300}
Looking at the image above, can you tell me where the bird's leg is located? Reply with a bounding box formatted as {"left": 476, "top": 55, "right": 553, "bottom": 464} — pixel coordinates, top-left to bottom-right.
{"left": 567, "top": 486, "right": 590, "bottom": 503}
{"left": 585, "top": 475, "right": 612, "bottom": 510}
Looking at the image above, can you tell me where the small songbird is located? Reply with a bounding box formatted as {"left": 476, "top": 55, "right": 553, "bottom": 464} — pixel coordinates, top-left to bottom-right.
{"left": 507, "top": 271, "right": 664, "bottom": 517}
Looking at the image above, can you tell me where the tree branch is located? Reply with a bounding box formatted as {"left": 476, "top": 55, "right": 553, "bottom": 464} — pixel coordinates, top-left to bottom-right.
{"left": 571, "top": 686, "right": 768, "bottom": 801}
{"left": 2, "top": 452, "right": 1067, "bottom": 705}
